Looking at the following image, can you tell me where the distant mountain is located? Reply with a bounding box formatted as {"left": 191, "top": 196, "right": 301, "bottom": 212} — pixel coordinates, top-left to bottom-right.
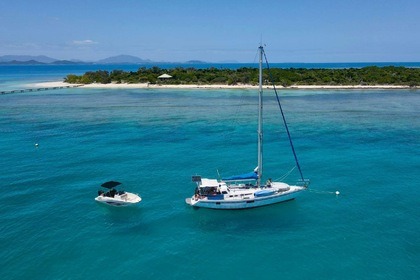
{"left": 0, "top": 54, "right": 221, "bottom": 65}
{"left": 0, "top": 54, "right": 152, "bottom": 65}
{"left": 0, "top": 55, "right": 57, "bottom": 63}
{"left": 0, "top": 60, "right": 46, "bottom": 65}
{"left": 185, "top": 60, "right": 207, "bottom": 64}
{"left": 96, "top": 55, "right": 151, "bottom": 64}
{"left": 50, "top": 60, "right": 81, "bottom": 65}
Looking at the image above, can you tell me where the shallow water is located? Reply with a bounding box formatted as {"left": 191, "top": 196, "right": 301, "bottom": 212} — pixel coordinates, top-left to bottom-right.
{"left": 0, "top": 85, "right": 419, "bottom": 279}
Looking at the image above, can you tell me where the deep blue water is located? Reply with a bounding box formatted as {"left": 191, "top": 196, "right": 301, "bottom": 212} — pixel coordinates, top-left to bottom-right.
{"left": 0, "top": 68, "right": 419, "bottom": 279}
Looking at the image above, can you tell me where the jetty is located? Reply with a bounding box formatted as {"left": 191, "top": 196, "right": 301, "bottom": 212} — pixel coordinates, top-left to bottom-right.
{"left": 1, "top": 84, "right": 82, "bottom": 95}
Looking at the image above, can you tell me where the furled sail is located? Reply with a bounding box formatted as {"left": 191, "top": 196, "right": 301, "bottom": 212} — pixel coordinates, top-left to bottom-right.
{"left": 222, "top": 171, "right": 258, "bottom": 181}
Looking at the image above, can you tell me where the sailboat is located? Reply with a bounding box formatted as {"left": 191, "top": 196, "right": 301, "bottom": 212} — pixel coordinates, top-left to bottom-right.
{"left": 185, "top": 45, "right": 309, "bottom": 209}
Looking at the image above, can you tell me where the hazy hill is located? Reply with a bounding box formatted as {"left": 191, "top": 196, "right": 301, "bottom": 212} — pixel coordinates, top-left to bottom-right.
{"left": 0, "top": 54, "right": 208, "bottom": 65}
{"left": 0, "top": 54, "right": 151, "bottom": 64}
{"left": 96, "top": 55, "right": 151, "bottom": 64}
{"left": 0, "top": 55, "right": 57, "bottom": 63}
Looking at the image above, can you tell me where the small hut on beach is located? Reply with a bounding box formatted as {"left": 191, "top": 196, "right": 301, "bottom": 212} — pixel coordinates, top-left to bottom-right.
{"left": 158, "top": 74, "right": 172, "bottom": 79}
{"left": 157, "top": 73, "right": 172, "bottom": 84}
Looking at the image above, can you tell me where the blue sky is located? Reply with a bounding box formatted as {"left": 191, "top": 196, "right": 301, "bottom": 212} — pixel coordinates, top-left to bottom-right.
{"left": 0, "top": 0, "right": 419, "bottom": 62}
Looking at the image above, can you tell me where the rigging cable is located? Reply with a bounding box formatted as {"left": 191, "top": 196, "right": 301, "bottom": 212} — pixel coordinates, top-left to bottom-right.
{"left": 262, "top": 48, "right": 308, "bottom": 186}
{"left": 273, "top": 166, "right": 296, "bottom": 182}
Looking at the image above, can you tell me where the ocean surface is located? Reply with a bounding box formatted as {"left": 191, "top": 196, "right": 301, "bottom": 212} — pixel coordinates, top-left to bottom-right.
{"left": 0, "top": 66, "right": 419, "bottom": 279}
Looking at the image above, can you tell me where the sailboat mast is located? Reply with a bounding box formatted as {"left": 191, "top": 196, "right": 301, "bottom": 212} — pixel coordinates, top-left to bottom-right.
{"left": 257, "top": 45, "right": 263, "bottom": 187}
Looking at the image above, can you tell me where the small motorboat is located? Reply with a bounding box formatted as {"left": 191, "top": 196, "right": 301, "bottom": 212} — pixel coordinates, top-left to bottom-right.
{"left": 95, "top": 181, "right": 141, "bottom": 206}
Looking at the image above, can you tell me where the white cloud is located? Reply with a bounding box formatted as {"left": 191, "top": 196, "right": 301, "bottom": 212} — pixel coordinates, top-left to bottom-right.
{"left": 72, "top": 39, "right": 98, "bottom": 45}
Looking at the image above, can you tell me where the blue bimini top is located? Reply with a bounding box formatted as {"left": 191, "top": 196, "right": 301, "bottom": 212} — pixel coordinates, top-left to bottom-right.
{"left": 222, "top": 171, "right": 258, "bottom": 181}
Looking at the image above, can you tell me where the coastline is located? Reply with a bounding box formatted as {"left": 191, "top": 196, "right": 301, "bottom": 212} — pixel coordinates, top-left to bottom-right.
{"left": 28, "top": 81, "right": 414, "bottom": 90}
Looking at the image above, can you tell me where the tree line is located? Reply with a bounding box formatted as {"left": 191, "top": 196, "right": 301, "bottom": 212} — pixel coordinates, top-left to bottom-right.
{"left": 64, "top": 66, "right": 420, "bottom": 87}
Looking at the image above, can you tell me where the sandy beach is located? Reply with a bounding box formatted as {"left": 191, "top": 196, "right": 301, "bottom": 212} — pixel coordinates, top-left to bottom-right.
{"left": 28, "top": 81, "right": 413, "bottom": 90}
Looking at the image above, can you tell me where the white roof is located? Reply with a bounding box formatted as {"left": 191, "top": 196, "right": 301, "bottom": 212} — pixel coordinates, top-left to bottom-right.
{"left": 158, "top": 73, "right": 172, "bottom": 78}
{"left": 200, "top": 178, "right": 219, "bottom": 187}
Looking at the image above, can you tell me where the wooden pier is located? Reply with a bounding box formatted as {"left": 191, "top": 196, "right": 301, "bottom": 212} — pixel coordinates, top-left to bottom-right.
{"left": 1, "top": 84, "right": 83, "bottom": 95}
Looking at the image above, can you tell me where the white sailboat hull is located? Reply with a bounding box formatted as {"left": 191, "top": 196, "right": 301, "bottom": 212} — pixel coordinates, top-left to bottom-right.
{"left": 186, "top": 185, "right": 305, "bottom": 210}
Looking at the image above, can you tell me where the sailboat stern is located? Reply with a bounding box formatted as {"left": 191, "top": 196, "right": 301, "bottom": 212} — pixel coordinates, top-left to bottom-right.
{"left": 185, "top": 197, "right": 194, "bottom": 205}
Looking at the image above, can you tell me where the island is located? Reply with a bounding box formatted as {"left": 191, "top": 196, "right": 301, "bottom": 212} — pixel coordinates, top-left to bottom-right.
{"left": 63, "top": 66, "right": 420, "bottom": 88}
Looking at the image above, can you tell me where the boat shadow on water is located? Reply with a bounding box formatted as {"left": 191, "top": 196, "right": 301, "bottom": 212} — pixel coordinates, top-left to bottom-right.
{"left": 94, "top": 204, "right": 155, "bottom": 236}
{"left": 96, "top": 202, "right": 143, "bottom": 221}
{"left": 188, "top": 200, "right": 305, "bottom": 234}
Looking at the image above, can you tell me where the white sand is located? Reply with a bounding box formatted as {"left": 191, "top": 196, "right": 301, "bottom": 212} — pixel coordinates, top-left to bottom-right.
{"left": 28, "top": 81, "right": 412, "bottom": 90}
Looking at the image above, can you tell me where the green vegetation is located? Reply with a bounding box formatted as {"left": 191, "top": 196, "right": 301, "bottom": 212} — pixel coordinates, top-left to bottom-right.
{"left": 64, "top": 66, "right": 420, "bottom": 87}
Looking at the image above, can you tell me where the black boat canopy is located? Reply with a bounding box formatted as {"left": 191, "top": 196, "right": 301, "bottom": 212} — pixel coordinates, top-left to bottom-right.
{"left": 101, "top": 181, "right": 122, "bottom": 189}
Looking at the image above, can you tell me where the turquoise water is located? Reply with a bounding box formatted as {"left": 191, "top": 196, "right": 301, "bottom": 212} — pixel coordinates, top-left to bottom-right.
{"left": 1, "top": 78, "right": 419, "bottom": 279}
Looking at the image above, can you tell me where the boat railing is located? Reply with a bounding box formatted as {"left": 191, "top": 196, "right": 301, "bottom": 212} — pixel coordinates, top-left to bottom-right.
{"left": 226, "top": 182, "right": 255, "bottom": 189}
{"left": 297, "top": 179, "right": 310, "bottom": 187}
